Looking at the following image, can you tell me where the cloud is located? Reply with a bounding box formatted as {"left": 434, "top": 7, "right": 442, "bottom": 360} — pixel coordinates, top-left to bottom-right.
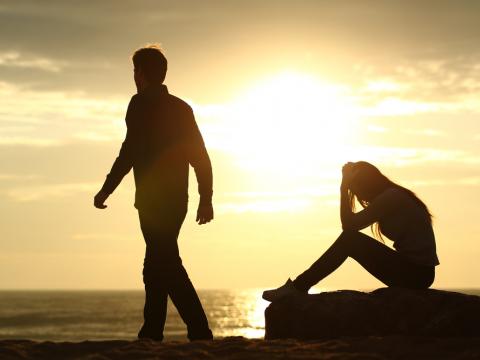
{"left": 402, "top": 129, "right": 446, "bottom": 137}
{"left": 407, "top": 177, "right": 480, "bottom": 187}
{"left": 227, "top": 187, "right": 337, "bottom": 199}
{"left": 352, "top": 146, "right": 480, "bottom": 167}
{"left": 366, "top": 125, "right": 388, "bottom": 133}
{"left": 364, "top": 80, "right": 408, "bottom": 93}
{"left": 360, "top": 98, "right": 442, "bottom": 117}
{"left": 215, "top": 187, "right": 342, "bottom": 213}
{"left": 0, "top": 137, "right": 63, "bottom": 147}
{"left": 5, "top": 182, "right": 98, "bottom": 202}
{"left": 354, "top": 60, "right": 480, "bottom": 109}
{"left": 217, "top": 198, "right": 311, "bottom": 214}
{"left": 0, "top": 51, "right": 65, "bottom": 72}
{"left": 71, "top": 233, "right": 131, "bottom": 241}
{"left": 0, "top": 173, "right": 41, "bottom": 181}
{"left": 0, "top": 81, "right": 126, "bottom": 146}
{"left": 1, "top": 0, "right": 480, "bottom": 100}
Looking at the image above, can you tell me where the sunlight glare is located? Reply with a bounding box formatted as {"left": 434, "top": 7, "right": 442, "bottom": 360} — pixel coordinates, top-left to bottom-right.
{"left": 218, "top": 71, "right": 358, "bottom": 181}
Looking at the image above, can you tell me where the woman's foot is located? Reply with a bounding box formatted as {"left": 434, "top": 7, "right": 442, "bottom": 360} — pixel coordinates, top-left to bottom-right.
{"left": 262, "top": 278, "right": 303, "bottom": 302}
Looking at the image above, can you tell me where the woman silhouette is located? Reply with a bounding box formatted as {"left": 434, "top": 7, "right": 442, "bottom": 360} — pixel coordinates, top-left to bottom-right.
{"left": 263, "top": 161, "right": 439, "bottom": 302}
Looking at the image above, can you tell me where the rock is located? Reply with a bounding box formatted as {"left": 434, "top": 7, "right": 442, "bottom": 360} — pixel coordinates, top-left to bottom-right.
{"left": 264, "top": 288, "right": 480, "bottom": 339}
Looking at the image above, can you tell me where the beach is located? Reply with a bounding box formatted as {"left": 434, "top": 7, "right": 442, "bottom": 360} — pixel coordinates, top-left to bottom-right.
{"left": 2, "top": 289, "right": 480, "bottom": 358}
{"left": 2, "top": 336, "right": 480, "bottom": 359}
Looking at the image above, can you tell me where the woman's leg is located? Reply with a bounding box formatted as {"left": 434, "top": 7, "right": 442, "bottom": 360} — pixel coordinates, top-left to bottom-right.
{"left": 293, "top": 230, "right": 434, "bottom": 292}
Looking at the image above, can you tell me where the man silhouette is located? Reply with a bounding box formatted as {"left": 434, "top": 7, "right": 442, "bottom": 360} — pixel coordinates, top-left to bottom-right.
{"left": 94, "top": 45, "right": 214, "bottom": 341}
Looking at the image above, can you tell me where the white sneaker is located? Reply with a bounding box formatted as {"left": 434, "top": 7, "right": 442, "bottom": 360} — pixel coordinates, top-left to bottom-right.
{"left": 262, "top": 278, "right": 301, "bottom": 302}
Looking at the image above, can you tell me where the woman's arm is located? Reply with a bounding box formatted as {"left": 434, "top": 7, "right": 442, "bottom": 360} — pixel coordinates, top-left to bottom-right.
{"left": 340, "top": 182, "right": 354, "bottom": 230}
{"left": 339, "top": 163, "right": 399, "bottom": 231}
{"left": 341, "top": 188, "right": 399, "bottom": 231}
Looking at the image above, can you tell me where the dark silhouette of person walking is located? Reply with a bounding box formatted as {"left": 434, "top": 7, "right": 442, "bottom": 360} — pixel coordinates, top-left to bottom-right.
{"left": 94, "top": 44, "right": 214, "bottom": 341}
{"left": 263, "top": 161, "right": 439, "bottom": 302}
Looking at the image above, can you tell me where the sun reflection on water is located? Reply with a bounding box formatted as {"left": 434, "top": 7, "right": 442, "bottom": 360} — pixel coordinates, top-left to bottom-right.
{"left": 198, "top": 288, "right": 332, "bottom": 339}
{"left": 241, "top": 291, "right": 269, "bottom": 338}
{"left": 206, "top": 289, "right": 269, "bottom": 339}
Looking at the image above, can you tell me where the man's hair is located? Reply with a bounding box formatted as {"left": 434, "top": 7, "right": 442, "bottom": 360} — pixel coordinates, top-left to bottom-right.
{"left": 132, "top": 44, "right": 167, "bottom": 83}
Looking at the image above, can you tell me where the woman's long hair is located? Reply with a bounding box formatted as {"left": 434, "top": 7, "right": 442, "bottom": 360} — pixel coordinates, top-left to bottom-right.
{"left": 348, "top": 161, "right": 432, "bottom": 241}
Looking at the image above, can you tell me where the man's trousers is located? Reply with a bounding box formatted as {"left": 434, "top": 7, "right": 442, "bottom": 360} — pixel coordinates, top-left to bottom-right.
{"left": 137, "top": 204, "right": 212, "bottom": 341}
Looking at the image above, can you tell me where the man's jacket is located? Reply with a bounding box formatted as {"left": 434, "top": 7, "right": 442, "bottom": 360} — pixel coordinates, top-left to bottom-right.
{"left": 101, "top": 84, "right": 212, "bottom": 210}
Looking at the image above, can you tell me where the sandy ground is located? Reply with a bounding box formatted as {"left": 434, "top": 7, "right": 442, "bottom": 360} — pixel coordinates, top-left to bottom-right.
{"left": 1, "top": 336, "right": 479, "bottom": 359}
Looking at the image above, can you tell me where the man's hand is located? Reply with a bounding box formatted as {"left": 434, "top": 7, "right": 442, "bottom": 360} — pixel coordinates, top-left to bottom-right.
{"left": 94, "top": 190, "right": 109, "bottom": 209}
{"left": 196, "top": 203, "right": 214, "bottom": 225}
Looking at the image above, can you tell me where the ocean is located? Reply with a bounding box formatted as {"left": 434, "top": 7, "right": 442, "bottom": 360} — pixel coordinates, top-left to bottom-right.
{"left": 0, "top": 290, "right": 267, "bottom": 341}
{"left": 1, "top": 289, "right": 478, "bottom": 342}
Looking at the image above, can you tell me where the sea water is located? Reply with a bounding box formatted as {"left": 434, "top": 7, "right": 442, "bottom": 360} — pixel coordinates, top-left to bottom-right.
{"left": 0, "top": 290, "right": 267, "bottom": 341}
{"left": 0, "top": 289, "right": 478, "bottom": 341}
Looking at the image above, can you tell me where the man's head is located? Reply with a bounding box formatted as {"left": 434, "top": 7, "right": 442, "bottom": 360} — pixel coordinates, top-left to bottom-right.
{"left": 132, "top": 44, "right": 167, "bottom": 92}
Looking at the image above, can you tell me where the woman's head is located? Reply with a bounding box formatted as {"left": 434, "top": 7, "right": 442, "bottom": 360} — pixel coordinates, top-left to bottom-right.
{"left": 345, "top": 161, "right": 432, "bottom": 239}
{"left": 347, "top": 161, "right": 391, "bottom": 203}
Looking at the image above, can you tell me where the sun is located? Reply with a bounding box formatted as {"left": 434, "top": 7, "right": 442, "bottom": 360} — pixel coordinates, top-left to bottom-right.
{"left": 215, "top": 71, "right": 359, "bottom": 184}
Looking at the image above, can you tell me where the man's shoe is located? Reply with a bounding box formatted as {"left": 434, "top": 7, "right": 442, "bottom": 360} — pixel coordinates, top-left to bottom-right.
{"left": 262, "top": 278, "right": 302, "bottom": 302}
{"left": 188, "top": 328, "right": 214, "bottom": 341}
{"left": 138, "top": 325, "right": 163, "bottom": 341}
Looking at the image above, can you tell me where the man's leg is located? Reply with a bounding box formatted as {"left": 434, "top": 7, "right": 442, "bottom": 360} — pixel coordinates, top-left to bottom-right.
{"left": 167, "top": 265, "right": 213, "bottom": 341}
{"left": 138, "top": 282, "right": 168, "bottom": 341}
{"left": 138, "top": 206, "right": 212, "bottom": 341}
{"left": 138, "top": 212, "right": 169, "bottom": 341}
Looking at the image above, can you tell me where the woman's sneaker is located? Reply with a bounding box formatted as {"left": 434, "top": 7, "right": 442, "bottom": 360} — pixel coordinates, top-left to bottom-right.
{"left": 262, "top": 278, "right": 302, "bottom": 302}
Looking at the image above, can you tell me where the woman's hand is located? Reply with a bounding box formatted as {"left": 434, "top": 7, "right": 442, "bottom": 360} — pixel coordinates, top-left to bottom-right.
{"left": 342, "top": 162, "right": 355, "bottom": 177}
{"left": 341, "top": 162, "right": 359, "bottom": 190}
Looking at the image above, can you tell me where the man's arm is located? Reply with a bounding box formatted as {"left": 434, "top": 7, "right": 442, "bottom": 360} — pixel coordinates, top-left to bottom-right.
{"left": 94, "top": 95, "right": 141, "bottom": 209}
{"left": 184, "top": 106, "right": 213, "bottom": 224}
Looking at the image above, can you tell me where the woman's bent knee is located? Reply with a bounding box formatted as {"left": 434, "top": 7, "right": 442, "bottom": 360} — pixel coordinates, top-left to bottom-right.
{"left": 338, "top": 229, "right": 360, "bottom": 241}
{"left": 337, "top": 230, "right": 367, "bottom": 248}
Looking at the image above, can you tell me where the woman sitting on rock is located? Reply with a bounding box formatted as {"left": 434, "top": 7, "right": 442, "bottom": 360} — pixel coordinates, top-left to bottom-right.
{"left": 263, "top": 161, "right": 439, "bottom": 302}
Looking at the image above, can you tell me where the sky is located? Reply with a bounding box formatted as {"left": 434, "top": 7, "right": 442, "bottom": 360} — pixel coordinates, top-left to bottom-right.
{"left": 0, "top": 0, "right": 479, "bottom": 290}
